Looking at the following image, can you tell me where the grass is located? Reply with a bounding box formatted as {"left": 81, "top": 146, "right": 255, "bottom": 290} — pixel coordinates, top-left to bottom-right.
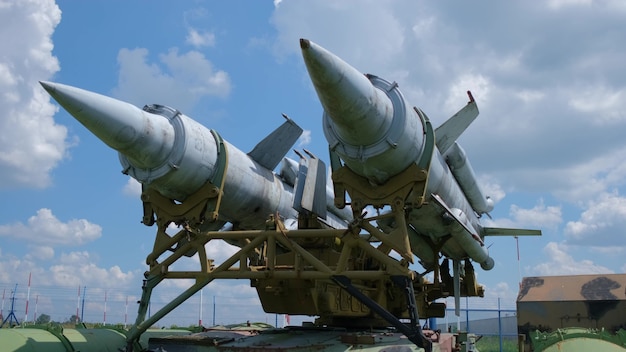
{"left": 475, "top": 335, "right": 520, "bottom": 352}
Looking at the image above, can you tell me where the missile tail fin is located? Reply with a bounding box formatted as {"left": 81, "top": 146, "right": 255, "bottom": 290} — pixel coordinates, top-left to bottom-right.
{"left": 482, "top": 227, "right": 542, "bottom": 237}
{"left": 302, "top": 156, "right": 328, "bottom": 218}
{"left": 432, "top": 193, "right": 495, "bottom": 271}
{"left": 431, "top": 194, "right": 477, "bottom": 237}
{"left": 434, "top": 91, "right": 479, "bottom": 154}
{"left": 248, "top": 114, "right": 303, "bottom": 170}
{"left": 453, "top": 259, "right": 461, "bottom": 317}
{"left": 293, "top": 152, "right": 328, "bottom": 218}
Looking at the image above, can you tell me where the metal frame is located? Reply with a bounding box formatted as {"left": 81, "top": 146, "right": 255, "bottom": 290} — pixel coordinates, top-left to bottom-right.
{"left": 123, "top": 118, "right": 452, "bottom": 351}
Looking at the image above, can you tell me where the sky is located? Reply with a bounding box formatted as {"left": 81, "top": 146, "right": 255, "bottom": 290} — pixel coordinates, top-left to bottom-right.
{"left": 1, "top": 0, "right": 626, "bottom": 327}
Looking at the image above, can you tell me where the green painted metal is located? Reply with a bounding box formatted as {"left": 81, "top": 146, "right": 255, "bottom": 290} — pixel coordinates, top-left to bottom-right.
{"left": 148, "top": 327, "right": 432, "bottom": 352}
{"left": 0, "top": 327, "right": 192, "bottom": 352}
{"left": 0, "top": 327, "right": 127, "bottom": 352}
{"left": 0, "top": 328, "right": 68, "bottom": 352}
{"left": 64, "top": 328, "right": 126, "bottom": 351}
{"left": 532, "top": 327, "right": 626, "bottom": 352}
{"left": 138, "top": 329, "right": 195, "bottom": 350}
{"left": 0, "top": 325, "right": 487, "bottom": 352}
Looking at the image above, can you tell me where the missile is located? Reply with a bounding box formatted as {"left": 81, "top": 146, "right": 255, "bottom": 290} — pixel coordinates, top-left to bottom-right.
{"left": 40, "top": 81, "right": 351, "bottom": 232}
{"left": 301, "top": 39, "right": 540, "bottom": 272}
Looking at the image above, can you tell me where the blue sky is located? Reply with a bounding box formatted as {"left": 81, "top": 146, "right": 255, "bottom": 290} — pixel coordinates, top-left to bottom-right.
{"left": 1, "top": 0, "right": 626, "bottom": 326}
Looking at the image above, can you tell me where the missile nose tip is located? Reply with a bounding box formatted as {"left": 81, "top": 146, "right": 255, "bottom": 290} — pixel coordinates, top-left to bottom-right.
{"left": 39, "top": 81, "right": 55, "bottom": 93}
{"left": 299, "top": 38, "right": 310, "bottom": 49}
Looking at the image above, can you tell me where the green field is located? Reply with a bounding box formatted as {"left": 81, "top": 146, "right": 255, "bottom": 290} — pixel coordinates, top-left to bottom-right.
{"left": 475, "top": 335, "right": 519, "bottom": 352}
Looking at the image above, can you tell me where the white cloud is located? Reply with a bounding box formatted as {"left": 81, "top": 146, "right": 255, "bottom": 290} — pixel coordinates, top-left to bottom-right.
{"left": 568, "top": 85, "right": 626, "bottom": 124}
{"left": 481, "top": 281, "right": 520, "bottom": 306}
{"left": 0, "top": 208, "right": 102, "bottom": 246}
{"left": 123, "top": 178, "right": 142, "bottom": 197}
{"left": 410, "top": 16, "right": 436, "bottom": 39}
{"left": 27, "top": 245, "right": 55, "bottom": 260}
{"left": 0, "top": 0, "right": 71, "bottom": 189}
{"left": 547, "top": 0, "right": 592, "bottom": 9}
{"left": 478, "top": 176, "right": 506, "bottom": 204}
{"left": 49, "top": 251, "right": 136, "bottom": 288}
{"left": 545, "top": 0, "right": 626, "bottom": 10}
{"left": 271, "top": 1, "right": 405, "bottom": 68}
{"left": 444, "top": 73, "right": 490, "bottom": 115}
{"left": 531, "top": 242, "right": 613, "bottom": 275}
{"left": 112, "top": 47, "right": 231, "bottom": 114}
{"left": 0, "top": 249, "right": 139, "bottom": 322}
{"left": 0, "top": 252, "right": 33, "bottom": 284}
{"left": 541, "top": 146, "right": 626, "bottom": 203}
{"left": 487, "top": 199, "right": 562, "bottom": 231}
{"left": 186, "top": 28, "right": 216, "bottom": 48}
{"left": 514, "top": 89, "right": 544, "bottom": 103}
{"left": 510, "top": 201, "right": 562, "bottom": 231}
{"left": 564, "top": 191, "right": 626, "bottom": 246}
{"left": 297, "top": 130, "right": 311, "bottom": 147}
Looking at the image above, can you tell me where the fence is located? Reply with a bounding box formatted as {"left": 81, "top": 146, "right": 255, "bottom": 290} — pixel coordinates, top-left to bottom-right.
{"left": 2, "top": 281, "right": 518, "bottom": 339}
{"left": 434, "top": 296, "right": 518, "bottom": 351}
{"left": 0, "top": 281, "right": 285, "bottom": 328}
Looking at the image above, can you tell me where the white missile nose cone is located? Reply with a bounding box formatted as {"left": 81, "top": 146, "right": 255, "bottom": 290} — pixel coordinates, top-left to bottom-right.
{"left": 40, "top": 81, "right": 140, "bottom": 151}
{"left": 39, "top": 81, "right": 55, "bottom": 93}
{"left": 299, "top": 38, "right": 311, "bottom": 49}
{"left": 40, "top": 81, "right": 87, "bottom": 117}
{"left": 300, "top": 39, "right": 393, "bottom": 146}
{"left": 300, "top": 38, "right": 368, "bottom": 101}
{"left": 40, "top": 81, "right": 175, "bottom": 170}
{"left": 40, "top": 81, "right": 98, "bottom": 115}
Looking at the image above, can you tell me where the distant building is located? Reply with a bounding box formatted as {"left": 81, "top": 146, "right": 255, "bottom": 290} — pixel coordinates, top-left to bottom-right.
{"left": 517, "top": 274, "right": 626, "bottom": 339}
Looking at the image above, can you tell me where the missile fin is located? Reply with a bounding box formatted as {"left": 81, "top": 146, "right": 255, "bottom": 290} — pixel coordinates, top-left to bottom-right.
{"left": 248, "top": 114, "right": 303, "bottom": 170}
{"left": 279, "top": 157, "right": 299, "bottom": 186}
{"left": 482, "top": 227, "right": 542, "bottom": 237}
{"left": 302, "top": 156, "right": 328, "bottom": 218}
{"left": 453, "top": 259, "right": 461, "bottom": 317}
{"left": 434, "top": 91, "right": 479, "bottom": 154}
{"left": 431, "top": 193, "right": 477, "bottom": 238}
{"left": 293, "top": 152, "right": 328, "bottom": 218}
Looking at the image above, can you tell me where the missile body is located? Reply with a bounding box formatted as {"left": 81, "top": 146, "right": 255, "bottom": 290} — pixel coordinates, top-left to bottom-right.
{"left": 40, "top": 81, "right": 351, "bottom": 231}
{"left": 301, "top": 39, "right": 494, "bottom": 271}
